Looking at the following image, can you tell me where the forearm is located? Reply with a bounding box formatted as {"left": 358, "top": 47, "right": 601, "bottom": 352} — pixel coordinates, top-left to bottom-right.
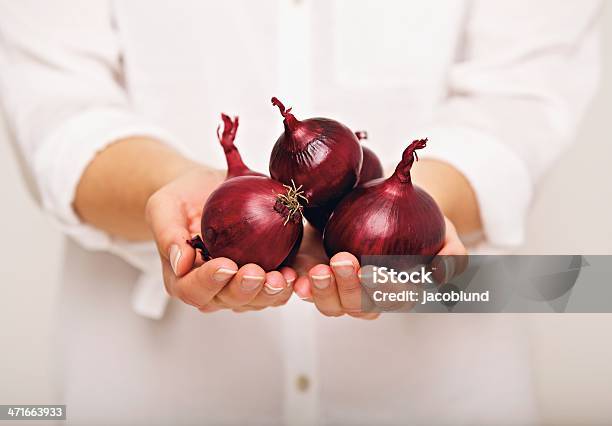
{"left": 409, "top": 159, "right": 482, "bottom": 236}
{"left": 74, "top": 137, "right": 202, "bottom": 240}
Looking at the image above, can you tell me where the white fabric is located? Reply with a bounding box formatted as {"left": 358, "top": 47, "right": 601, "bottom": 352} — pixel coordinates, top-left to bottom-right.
{"left": 0, "top": 0, "right": 601, "bottom": 424}
{"left": 57, "top": 239, "right": 540, "bottom": 425}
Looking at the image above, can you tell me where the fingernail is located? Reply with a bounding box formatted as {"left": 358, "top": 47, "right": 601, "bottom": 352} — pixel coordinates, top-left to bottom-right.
{"left": 169, "top": 244, "right": 181, "bottom": 276}
{"left": 311, "top": 274, "right": 331, "bottom": 289}
{"left": 357, "top": 265, "right": 374, "bottom": 280}
{"left": 213, "top": 267, "right": 238, "bottom": 282}
{"left": 331, "top": 260, "right": 354, "bottom": 277}
{"left": 264, "top": 282, "right": 284, "bottom": 295}
{"left": 242, "top": 275, "right": 264, "bottom": 291}
{"left": 286, "top": 278, "right": 295, "bottom": 288}
{"left": 358, "top": 266, "right": 376, "bottom": 288}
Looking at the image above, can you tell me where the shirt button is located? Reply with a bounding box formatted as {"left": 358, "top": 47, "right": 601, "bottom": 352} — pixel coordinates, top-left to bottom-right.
{"left": 296, "top": 374, "right": 310, "bottom": 392}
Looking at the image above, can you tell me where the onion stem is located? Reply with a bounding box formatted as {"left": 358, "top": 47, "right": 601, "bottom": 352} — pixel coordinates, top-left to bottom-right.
{"left": 271, "top": 96, "right": 298, "bottom": 131}
{"left": 393, "top": 138, "right": 428, "bottom": 183}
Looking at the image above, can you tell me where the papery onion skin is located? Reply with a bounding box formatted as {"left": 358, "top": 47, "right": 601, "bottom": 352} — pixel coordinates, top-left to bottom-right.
{"left": 323, "top": 139, "right": 445, "bottom": 260}
{"left": 269, "top": 97, "right": 363, "bottom": 207}
{"left": 217, "top": 113, "right": 265, "bottom": 179}
{"left": 190, "top": 176, "right": 304, "bottom": 271}
{"left": 303, "top": 130, "right": 384, "bottom": 232}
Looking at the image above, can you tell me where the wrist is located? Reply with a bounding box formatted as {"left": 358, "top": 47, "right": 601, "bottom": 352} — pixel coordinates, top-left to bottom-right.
{"left": 409, "top": 159, "right": 482, "bottom": 235}
{"left": 140, "top": 140, "right": 200, "bottom": 198}
{"left": 75, "top": 137, "right": 206, "bottom": 240}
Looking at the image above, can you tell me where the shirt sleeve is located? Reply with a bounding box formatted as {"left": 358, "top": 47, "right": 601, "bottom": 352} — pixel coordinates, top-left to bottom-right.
{"left": 0, "top": 0, "right": 191, "bottom": 255}
{"left": 415, "top": 0, "right": 602, "bottom": 247}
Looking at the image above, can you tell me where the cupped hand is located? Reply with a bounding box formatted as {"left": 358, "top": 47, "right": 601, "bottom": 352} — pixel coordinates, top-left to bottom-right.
{"left": 145, "top": 166, "right": 297, "bottom": 313}
{"left": 291, "top": 217, "right": 467, "bottom": 319}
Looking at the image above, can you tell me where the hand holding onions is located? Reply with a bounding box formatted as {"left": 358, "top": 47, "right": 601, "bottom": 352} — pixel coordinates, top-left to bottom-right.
{"left": 145, "top": 166, "right": 298, "bottom": 313}
{"left": 145, "top": 115, "right": 298, "bottom": 315}
{"left": 184, "top": 99, "right": 465, "bottom": 317}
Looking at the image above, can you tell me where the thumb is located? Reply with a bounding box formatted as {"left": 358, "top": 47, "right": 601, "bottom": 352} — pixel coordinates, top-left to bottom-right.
{"left": 146, "top": 193, "right": 197, "bottom": 277}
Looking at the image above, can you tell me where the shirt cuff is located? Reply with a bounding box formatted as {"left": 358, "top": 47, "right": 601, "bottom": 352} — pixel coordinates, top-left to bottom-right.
{"left": 411, "top": 126, "right": 533, "bottom": 248}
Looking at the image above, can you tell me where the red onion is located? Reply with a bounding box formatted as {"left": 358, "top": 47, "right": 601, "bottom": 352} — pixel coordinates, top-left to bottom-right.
{"left": 217, "top": 113, "right": 265, "bottom": 179}
{"left": 187, "top": 113, "right": 304, "bottom": 270}
{"left": 323, "top": 139, "right": 445, "bottom": 259}
{"left": 303, "top": 130, "right": 384, "bottom": 232}
{"left": 269, "top": 97, "right": 363, "bottom": 207}
{"left": 188, "top": 177, "right": 306, "bottom": 271}
{"left": 354, "top": 131, "right": 384, "bottom": 184}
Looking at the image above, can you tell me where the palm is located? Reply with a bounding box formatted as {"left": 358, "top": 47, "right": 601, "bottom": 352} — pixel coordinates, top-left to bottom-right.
{"left": 288, "top": 224, "right": 328, "bottom": 275}
{"left": 159, "top": 167, "right": 224, "bottom": 237}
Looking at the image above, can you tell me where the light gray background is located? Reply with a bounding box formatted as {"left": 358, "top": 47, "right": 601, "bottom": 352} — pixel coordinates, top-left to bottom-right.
{"left": 1, "top": 7, "right": 611, "bottom": 425}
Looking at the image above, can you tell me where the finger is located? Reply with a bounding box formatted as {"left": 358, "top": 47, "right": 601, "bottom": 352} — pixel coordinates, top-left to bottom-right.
{"left": 197, "top": 297, "right": 231, "bottom": 314}
{"left": 198, "top": 304, "right": 222, "bottom": 314}
{"left": 272, "top": 286, "right": 295, "bottom": 306}
{"left": 293, "top": 275, "right": 313, "bottom": 302}
{"left": 170, "top": 257, "right": 238, "bottom": 308}
{"left": 186, "top": 206, "right": 202, "bottom": 236}
{"left": 263, "top": 270, "right": 288, "bottom": 296}
{"left": 146, "top": 192, "right": 196, "bottom": 277}
{"left": 274, "top": 267, "right": 298, "bottom": 306}
{"left": 348, "top": 312, "right": 380, "bottom": 320}
{"left": 248, "top": 271, "right": 293, "bottom": 308}
{"left": 438, "top": 217, "right": 467, "bottom": 256}
{"left": 279, "top": 266, "right": 297, "bottom": 288}
{"left": 329, "top": 252, "right": 364, "bottom": 314}
{"left": 431, "top": 218, "right": 468, "bottom": 284}
{"left": 215, "top": 263, "right": 266, "bottom": 307}
{"left": 430, "top": 255, "right": 469, "bottom": 285}
{"left": 310, "top": 264, "right": 344, "bottom": 317}
{"left": 198, "top": 306, "right": 221, "bottom": 313}
{"left": 232, "top": 306, "right": 264, "bottom": 313}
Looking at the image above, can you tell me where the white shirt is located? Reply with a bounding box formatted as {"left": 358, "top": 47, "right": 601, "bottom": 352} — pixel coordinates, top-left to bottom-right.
{"left": 0, "top": 1, "right": 601, "bottom": 424}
